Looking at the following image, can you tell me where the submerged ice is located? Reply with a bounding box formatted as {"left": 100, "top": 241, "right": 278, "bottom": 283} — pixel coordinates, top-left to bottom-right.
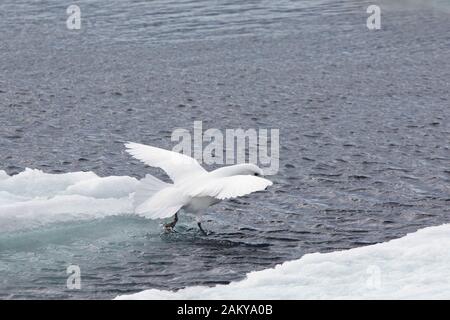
{"left": 0, "top": 169, "right": 139, "bottom": 232}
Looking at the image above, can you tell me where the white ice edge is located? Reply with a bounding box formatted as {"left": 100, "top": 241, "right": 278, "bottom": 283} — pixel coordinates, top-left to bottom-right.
{"left": 0, "top": 168, "right": 139, "bottom": 232}
{"left": 116, "top": 223, "right": 450, "bottom": 300}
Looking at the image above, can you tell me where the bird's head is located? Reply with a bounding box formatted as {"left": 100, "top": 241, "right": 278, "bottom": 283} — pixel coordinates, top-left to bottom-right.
{"left": 234, "top": 163, "right": 265, "bottom": 177}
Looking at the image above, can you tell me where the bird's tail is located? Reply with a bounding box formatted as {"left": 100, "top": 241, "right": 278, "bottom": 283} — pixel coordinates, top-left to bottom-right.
{"left": 133, "top": 174, "right": 169, "bottom": 209}
{"left": 132, "top": 174, "right": 182, "bottom": 219}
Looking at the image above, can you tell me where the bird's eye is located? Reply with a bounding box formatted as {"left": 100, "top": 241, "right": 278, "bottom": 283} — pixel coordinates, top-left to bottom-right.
{"left": 254, "top": 173, "right": 259, "bottom": 176}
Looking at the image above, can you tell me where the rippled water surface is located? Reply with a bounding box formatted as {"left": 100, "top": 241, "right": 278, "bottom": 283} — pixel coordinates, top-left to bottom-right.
{"left": 0, "top": 0, "right": 449, "bottom": 299}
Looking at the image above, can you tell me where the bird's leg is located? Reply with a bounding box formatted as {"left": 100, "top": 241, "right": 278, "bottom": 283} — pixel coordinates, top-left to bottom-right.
{"left": 195, "top": 214, "right": 208, "bottom": 236}
{"left": 197, "top": 222, "right": 208, "bottom": 236}
{"left": 164, "top": 212, "right": 178, "bottom": 232}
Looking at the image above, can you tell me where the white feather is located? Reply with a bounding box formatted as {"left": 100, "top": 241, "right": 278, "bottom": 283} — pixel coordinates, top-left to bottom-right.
{"left": 188, "top": 175, "right": 272, "bottom": 200}
{"left": 125, "top": 142, "right": 273, "bottom": 221}
{"left": 125, "top": 142, "right": 206, "bottom": 183}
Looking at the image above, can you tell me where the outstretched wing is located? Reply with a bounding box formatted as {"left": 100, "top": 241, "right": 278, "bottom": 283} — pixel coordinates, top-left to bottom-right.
{"left": 188, "top": 175, "right": 272, "bottom": 200}
{"left": 135, "top": 189, "right": 184, "bottom": 219}
{"left": 125, "top": 142, "right": 206, "bottom": 183}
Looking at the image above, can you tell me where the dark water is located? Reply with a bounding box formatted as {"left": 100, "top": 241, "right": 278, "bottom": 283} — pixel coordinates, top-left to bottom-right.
{"left": 0, "top": 0, "right": 449, "bottom": 299}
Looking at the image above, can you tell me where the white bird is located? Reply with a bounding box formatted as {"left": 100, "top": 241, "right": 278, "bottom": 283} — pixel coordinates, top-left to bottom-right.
{"left": 125, "top": 142, "right": 273, "bottom": 234}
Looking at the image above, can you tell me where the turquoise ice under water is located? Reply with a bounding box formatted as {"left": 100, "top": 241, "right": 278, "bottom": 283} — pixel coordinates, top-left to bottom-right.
{"left": 0, "top": 170, "right": 282, "bottom": 299}
{"left": 1, "top": 0, "right": 449, "bottom": 299}
{"left": 0, "top": 200, "right": 279, "bottom": 299}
